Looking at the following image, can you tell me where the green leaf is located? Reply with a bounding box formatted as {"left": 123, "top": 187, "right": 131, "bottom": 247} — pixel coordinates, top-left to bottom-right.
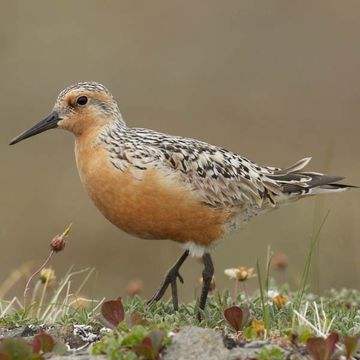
{"left": 30, "top": 355, "right": 43, "bottom": 360}
{"left": 52, "top": 342, "right": 68, "bottom": 355}
{"left": 296, "top": 325, "right": 313, "bottom": 343}
{"left": 243, "top": 326, "right": 257, "bottom": 340}
{"left": 256, "top": 346, "right": 285, "bottom": 360}
{"left": 214, "top": 292, "right": 223, "bottom": 307}
{"left": 128, "top": 311, "right": 148, "bottom": 326}
{"left": 0, "top": 338, "right": 32, "bottom": 360}
{"left": 133, "top": 330, "right": 164, "bottom": 360}
{"left": 121, "top": 325, "right": 147, "bottom": 346}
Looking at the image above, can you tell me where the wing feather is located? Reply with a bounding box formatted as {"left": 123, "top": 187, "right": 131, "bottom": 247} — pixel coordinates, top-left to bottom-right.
{"left": 101, "top": 126, "right": 351, "bottom": 213}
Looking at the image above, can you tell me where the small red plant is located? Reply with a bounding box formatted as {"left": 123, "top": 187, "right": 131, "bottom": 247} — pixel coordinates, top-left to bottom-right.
{"left": 31, "top": 331, "right": 55, "bottom": 354}
{"left": 224, "top": 305, "right": 250, "bottom": 332}
{"left": 98, "top": 296, "right": 125, "bottom": 328}
{"left": 0, "top": 331, "right": 66, "bottom": 360}
{"left": 132, "top": 329, "right": 164, "bottom": 360}
{"left": 129, "top": 311, "right": 148, "bottom": 326}
{"left": 127, "top": 279, "right": 143, "bottom": 297}
{"left": 343, "top": 336, "right": 359, "bottom": 359}
{"left": 0, "top": 338, "right": 32, "bottom": 360}
{"left": 272, "top": 252, "right": 288, "bottom": 271}
{"left": 306, "top": 333, "right": 339, "bottom": 360}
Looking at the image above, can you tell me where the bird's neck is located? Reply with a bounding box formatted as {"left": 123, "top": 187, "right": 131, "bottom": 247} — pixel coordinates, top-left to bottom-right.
{"left": 97, "top": 119, "right": 129, "bottom": 145}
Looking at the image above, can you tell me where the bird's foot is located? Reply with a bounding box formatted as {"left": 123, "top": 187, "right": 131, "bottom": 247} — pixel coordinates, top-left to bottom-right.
{"left": 147, "top": 267, "right": 184, "bottom": 311}
{"left": 147, "top": 250, "right": 189, "bottom": 311}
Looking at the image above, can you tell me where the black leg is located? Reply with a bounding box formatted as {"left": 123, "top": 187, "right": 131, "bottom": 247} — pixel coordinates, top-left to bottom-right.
{"left": 147, "top": 250, "right": 189, "bottom": 310}
{"left": 197, "top": 253, "right": 214, "bottom": 320}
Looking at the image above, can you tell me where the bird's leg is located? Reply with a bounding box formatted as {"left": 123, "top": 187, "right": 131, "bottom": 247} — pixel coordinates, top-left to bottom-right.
{"left": 197, "top": 253, "right": 214, "bottom": 321}
{"left": 147, "top": 250, "right": 189, "bottom": 310}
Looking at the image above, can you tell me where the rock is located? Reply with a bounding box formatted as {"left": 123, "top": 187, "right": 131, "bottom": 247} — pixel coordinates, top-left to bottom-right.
{"left": 46, "top": 324, "right": 101, "bottom": 350}
{"left": 50, "top": 354, "right": 106, "bottom": 360}
{"left": 244, "top": 340, "right": 270, "bottom": 348}
{"left": 163, "top": 326, "right": 229, "bottom": 360}
{"left": 20, "top": 325, "right": 41, "bottom": 337}
{"left": 228, "top": 345, "right": 272, "bottom": 360}
{"left": 162, "top": 326, "right": 290, "bottom": 360}
{"left": 0, "top": 326, "right": 28, "bottom": 338}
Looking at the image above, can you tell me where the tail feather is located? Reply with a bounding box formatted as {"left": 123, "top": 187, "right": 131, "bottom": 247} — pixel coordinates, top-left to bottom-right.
{"left": 273, "top": 157, "right": 312, "bottom": 175}
{"left": 281, "top": 175, "right": 345, "bottom": 193}
{"left": 266, "top": 157, "right": 357, "bottom": 197}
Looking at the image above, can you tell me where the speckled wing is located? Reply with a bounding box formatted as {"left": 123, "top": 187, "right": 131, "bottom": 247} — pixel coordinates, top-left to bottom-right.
{"left": 104, "top": 127, "right": 285, "bottom": 209}
{"left": 152, "top": 138, "right": 284, "bottom": 209}
{"left": 102, "top": 126, "right": 350, "bottom": 212}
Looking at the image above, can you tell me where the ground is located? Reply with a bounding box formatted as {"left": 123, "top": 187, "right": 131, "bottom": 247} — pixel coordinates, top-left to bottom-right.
{"left": 0, "top": 289, "right": 359, "bottom": 359}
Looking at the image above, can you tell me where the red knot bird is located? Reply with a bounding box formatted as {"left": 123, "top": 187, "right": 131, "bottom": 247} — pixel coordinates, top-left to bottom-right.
{"left": 10, "top": 81, "right": 355, "bottom": 316}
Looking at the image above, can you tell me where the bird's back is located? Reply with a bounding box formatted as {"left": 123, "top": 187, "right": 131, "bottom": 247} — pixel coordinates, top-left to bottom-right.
{"left": 99, "top": 123, "right": 350, "bottom": 214}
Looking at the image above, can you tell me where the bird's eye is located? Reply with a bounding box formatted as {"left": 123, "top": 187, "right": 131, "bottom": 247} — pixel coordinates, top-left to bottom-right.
{"left": 76, "top": 96, "right": 88, "bottom": 106}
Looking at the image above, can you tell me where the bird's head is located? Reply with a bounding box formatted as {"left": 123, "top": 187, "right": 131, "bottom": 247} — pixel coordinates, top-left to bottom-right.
{"left": 10, "top": 82, "right": 124, "bottom": 145}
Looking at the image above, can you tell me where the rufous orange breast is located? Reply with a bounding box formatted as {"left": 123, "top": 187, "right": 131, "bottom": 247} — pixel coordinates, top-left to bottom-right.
{"left": 75, "top": 131, "right": 234, "bottom": 246}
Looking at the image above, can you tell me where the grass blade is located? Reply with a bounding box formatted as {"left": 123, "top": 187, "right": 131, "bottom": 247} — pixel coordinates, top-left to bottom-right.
{"left": 294, "top": 210, "right": 330, "bottom": 311}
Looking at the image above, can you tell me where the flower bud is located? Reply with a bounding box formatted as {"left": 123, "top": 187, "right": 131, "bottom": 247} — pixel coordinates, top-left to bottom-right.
{"left": 50, "top": 223, "right": 72, "bottom": 252}
{"left": 127, "top": 279, "right": 143, "bottom": 297}
{"left": 272, "top": 252, "right": 288, "bottom": 271}
{"left": 50, "top": 235, "right": 66, "bottom": 252}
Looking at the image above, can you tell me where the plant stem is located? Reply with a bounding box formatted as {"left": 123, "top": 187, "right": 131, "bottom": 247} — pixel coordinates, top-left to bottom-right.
{"left": 294, "top": 211, "right": 330, "bottom": 311}
{"left": 23, "top": 250, "right": 54, "bottom": 308}
{"left": 256, "top": 259, "right": 270, "bottom": 336}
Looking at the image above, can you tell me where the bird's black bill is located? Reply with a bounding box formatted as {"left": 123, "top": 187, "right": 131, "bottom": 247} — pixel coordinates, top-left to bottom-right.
{"left": 9, "top": 111, "right": 60, "bottom": 145}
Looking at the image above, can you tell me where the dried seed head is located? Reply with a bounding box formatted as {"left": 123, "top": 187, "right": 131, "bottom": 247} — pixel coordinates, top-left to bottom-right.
{"left": 50, "top": 223, "right": 72, "bottom": 252}
{"left": 50, "top": 235, "right": 66, "bottom": 252}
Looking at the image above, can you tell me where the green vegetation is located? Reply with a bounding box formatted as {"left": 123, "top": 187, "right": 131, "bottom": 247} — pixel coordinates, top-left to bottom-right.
{"left": 0, "top": 280, "right": 359, "bottom": 359}
{"left": 0, "top": 220, "right": 359, "bottom": 359}
{"left": 91, "top": 290, "right": 359, "bottom": 359}
{"left": 255, "top": 346, "right": 285, "bottom": 360}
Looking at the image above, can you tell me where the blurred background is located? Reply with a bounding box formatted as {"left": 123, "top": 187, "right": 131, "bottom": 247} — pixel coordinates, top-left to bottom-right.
{"left": 0, "top": 1, "right": 359, "bottom": 302}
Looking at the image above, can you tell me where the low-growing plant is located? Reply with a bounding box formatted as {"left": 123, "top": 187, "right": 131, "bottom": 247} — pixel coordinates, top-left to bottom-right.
{"left": 98, "top": 297, "right": 125, "bottom": 328}
{"left": 343, "top": 336, "right": 359, "bottom": 359}
{"left": 224, "top": 305, "right": 250, "bottom": 331}
{"left": 255, "top": 346, "right": 286, "bottom": 360}
{"left": 0, "top": 224, "right": 359, "bottom": 359}
{"left": 92, "top": 322, "right": 169, "bottom": 360}
{"left": 0, "top": 331, "right": 66, "bottom": 360}
{"left": 306, "top": 333, "right": 339, "bottom": 360}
